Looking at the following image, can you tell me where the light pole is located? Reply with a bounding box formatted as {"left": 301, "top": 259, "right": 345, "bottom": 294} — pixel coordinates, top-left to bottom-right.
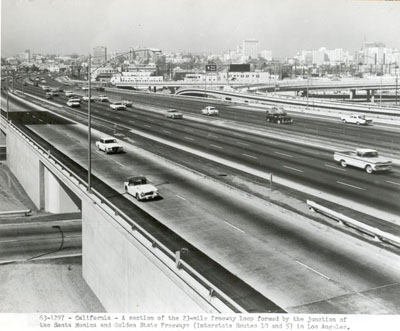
{"left": 395, "top": 65, "right": 399, "bottom": 106}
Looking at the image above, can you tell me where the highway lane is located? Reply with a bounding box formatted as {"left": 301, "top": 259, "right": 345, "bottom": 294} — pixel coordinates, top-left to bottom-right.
{"left": 102, "top": 87, "right": 400, "bottom": 151}
{"left": 18, "top": 81, "right": 400, "bottom": 156}
{"left": 8, "top": 101, "right": 400, "bottom": 313}
{"left": 10, "top": 88, "right": 399, "bottom": 216}
{"left": 0, "top": 219, "right": 81, "bottom": 263}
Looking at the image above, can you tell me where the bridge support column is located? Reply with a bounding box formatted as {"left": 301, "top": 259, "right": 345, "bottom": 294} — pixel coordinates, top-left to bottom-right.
{"left": 349, "top": 89, "right": 356, "bottom": 100}
{"left": 369, "top": 89, "right": 375, "bottom": 103}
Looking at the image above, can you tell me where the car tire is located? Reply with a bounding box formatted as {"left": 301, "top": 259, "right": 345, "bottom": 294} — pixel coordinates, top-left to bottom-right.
{"left": 340, "top": 160, "right": 347, "bottom": 168}
{"left": 342, "top": 119, "right": 346, "bottom": 124}
{"left": 365, "top": 165, "right": 373, "bottom": 174}
{"left": 135, "top": 194, "right": 140, "bottom": 201}
{"left": 356, "top": 122, "right": 360, "bottom": 125}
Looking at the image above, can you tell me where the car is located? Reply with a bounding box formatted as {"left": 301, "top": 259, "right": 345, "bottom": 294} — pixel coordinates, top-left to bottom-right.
{"left": 68, "top": 94, "right": 82, "bottom": 101}
{"left": 341, "top": 114, "right": 373, "bottom": 125}
{"left": 98, "top": 95, "right": 109, "bottom": 102}
{"left": 201, "top": 106, "right": 219, "bottom": 116}
{"left": 50, "top": 89, "right": 59, "bottom": 96}
{"left": 95, "top": 87, "right": 105, "bottom": 91}
{"left": 81, "top": 86, "right": 89, "bottom": 91}
{"left": 124, "top": 176, "right": 160, "bottom": 201}
{"left": 95, "top": 137, "right": 124, "bottom": 154}
{"left": 45, "top": 92, "right": 53, "bottom": 99}
{"left": 41, "top": 79, "right": 46, "bottom": 84}
{"left": 165, "top": 109, "right": 183, "bottom": 119}
{"left": 121, "top": 100, "right": 132, "bottom": 107}
{"left": 66, "top": 98, "right": 81, "bottom": 107}
{"left": 65, "top": 91, "right": 74, "bottom": 97}
{"left": 41, "top": 85, "right": 51, "bottom": 91}
{"left": 110, "top": 102, "right": 127, "bottom": 111}
{"left": 266, "top": 106, "right": 293, "bottom": 124}
{"left": 82, "top": 95, "right": 96, "bottom": 102}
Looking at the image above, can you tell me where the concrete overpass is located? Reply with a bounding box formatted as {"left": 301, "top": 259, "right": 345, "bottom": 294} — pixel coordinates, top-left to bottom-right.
{"left": 0, "top": 107, "right": 284, "bottom": 313}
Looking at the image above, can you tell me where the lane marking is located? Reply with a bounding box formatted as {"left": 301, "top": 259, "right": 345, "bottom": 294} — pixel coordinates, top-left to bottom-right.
{"left": 114, "top": 161, "right": 126, "bottom": 168}
{"left": 296, "top": 260, "right": 331, "bottom": 280}
{"left": 337, "top": 181, "right": 365, "bottom": 190}
{"left": 175, "top": 194, "right": 187, "bottom": 201}
{"left": 184, "top": 136, "right": 194, "bottom": 141}
{"left": 236, "top": 141, "right": 249, "bottom": 146}
{"left": 242, "top": 153, "right": 258, "bottom": 159}
{"left": 128, "top": 120, "right": 135, "bottom": 123}
{"left": 324, "top": 164, "right": 346, "bottom": 171}
{"left": 283, "top": 165, "right": 303, "bottom": 173}
{"left": 224, "top": 221, "right": 245, "bottom": 234}
{"left": 208, "top": 134, "right": 219, "bottom": 138}
{"left": 386, "top": 180, "right": 400, "bottom": 186}
{"left": 210, "top": 144, "right": 223, "bottom": 149}
{"left": 144, "top": 124, "right": 151, "bottom": 128}
{"left": 274, "top": 151, "right": 293, "bottom": 158}
{"left": 163, "top": 130, "right": 171, "bottom": 134}
{"left": 303, "top": 149, "right": 320, "bottom": 155}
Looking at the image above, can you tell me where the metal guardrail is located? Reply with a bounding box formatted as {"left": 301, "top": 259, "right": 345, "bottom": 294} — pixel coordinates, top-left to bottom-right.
{"left": 3, "top": 115, "right": 250, "bottom": 313}
{"left": 307, "top": 200, "right": 400, "bottom": 248}
{"left": 0, "top": 209, "right": 31, "bottom": 217}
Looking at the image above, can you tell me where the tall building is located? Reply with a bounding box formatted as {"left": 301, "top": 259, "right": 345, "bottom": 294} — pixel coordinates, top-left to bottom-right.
{"left": 93, "top": 46, "right": 107, "bottom": 65}
{"left": 260, "top": 50, "right": 272, "bottom": 61}
{"left": 361, "top": 42, "right": 385, "bottom": 64}
{"left": 242, "top": 39, "right": 259, "bottom": 59}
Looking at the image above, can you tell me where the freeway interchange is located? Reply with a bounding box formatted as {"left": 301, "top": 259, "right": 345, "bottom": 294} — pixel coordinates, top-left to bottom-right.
{"left": 2, "top": 76, "right": 400, "bottom": 313}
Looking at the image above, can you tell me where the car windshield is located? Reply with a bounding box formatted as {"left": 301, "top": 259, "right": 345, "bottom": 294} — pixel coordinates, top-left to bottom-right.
{"left": 358, "top": 115, "right": 366, "bottom": 119}
{"left": 130, "top": 178, "right": 148, "bottom": 185}
{"left": 363, "top": 151, "right": 378, "bottom": 157}
{"left": 105, "top": 139, "right": 117, "bottom": 144}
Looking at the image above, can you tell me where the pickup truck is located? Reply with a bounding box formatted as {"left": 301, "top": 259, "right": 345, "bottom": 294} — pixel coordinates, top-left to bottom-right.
{"left": 95, "top": 137, "right": 124, "bottom": 154}
{"left": 201, "top": 106, "right": 219, "bottom": 116}
{"left": 341, "top": 114, "right": 373, "bottom": 125}
{"left": 266, "top": 106, "right": 293, "bottom": 124}
{"left": 333, "top": 148, "right": 392, "bottom": 174}
{"left": 124, "top": 176, "right": 160, "bottom": 201}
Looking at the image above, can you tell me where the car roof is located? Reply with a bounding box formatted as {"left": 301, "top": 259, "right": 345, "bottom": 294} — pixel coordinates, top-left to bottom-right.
{"left": 357, "top": 148, "right": 377, "bottom": 153}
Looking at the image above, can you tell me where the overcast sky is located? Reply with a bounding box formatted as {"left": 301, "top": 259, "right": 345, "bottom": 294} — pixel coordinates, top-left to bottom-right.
{"left": 1, "top": 0, "right": 400, "bottom": 58}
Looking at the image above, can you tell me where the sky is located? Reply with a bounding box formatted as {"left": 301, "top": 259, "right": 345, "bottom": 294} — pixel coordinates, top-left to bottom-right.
{"left": 1, "top": 0, "right": 400, "bottom": 58}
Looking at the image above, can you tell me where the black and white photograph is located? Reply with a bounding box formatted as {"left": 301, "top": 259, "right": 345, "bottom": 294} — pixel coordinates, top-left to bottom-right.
{"left": 1, "top": 0, "right": 400, "bottom": 330}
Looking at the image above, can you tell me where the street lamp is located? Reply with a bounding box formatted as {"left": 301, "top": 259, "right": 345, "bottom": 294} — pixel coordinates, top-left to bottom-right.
{"left": 395, "top": 65, "right": 399, "bottom": 106}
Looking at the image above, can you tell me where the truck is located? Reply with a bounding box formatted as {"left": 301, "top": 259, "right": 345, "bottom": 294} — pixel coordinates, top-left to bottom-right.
{"left": 341, "top": 114, "right": 373, "bottom": 125}
{"left": 95, "top": 137, "right": 124, "bottom": 154}
{"left": 124, "top": 176, "right": 160, "bottom": 201}
{"left": 266, "top": 106, "right": 293, "bottom": 124}
{"left": 333, "top": 148, "right": 392, "bottom": 174}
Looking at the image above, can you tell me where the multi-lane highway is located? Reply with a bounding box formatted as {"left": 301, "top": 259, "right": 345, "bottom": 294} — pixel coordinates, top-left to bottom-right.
{"left": 11, "top": 80, "right": 400, "bottom": 217}
{"left": 2, "top": 78, "right": 400, "bottom": 313}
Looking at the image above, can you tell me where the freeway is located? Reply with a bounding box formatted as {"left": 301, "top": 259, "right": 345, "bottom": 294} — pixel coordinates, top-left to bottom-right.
{"left": 10, "top": 82, "right": 400, "bottom": 216}
{"left": 0, "top": 218, "right": 81, "bottom": 263}
{"left": 2, "top": 88, "right": 400, "bottom": 313}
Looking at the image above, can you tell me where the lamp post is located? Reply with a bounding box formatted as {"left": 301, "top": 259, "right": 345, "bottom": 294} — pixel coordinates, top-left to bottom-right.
{"left": 395, "top": 65, "right": 399, "bottom": 106}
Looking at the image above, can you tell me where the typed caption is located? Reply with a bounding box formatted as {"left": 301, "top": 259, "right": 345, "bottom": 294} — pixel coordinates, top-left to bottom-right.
{"left": 1, "top": 313, "right": 399, "bottom": 331}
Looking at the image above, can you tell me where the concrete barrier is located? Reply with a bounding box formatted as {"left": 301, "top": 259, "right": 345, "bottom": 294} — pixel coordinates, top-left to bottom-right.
{"left": 307, "top": 200, "right": 400, "bottom": 248}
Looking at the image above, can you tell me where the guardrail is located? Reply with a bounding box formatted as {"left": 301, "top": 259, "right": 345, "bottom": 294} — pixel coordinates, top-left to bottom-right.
{"left": 307, "top": 200, "right": 400, "bottom": 248}
{"left": 3, "top": 113, "right": 253, "bottom": 313}
{"left": 0, "top": 209, "right": 31, "bottom": 217}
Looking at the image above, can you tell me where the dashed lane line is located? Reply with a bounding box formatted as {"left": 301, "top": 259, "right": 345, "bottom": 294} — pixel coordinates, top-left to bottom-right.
{"left": 242, "top": 153, "right": 258, "bottom": 159}
{"left": 337, "top": 181, "right": 365, "bottom": 190}
{"left": 324, "top": 164, "right": 346, "bottom": 171}
{"left": 296, "top": 260, "right": 331, "bottom": 280}
{"left": 283, "top": 165, "right": 303, "bottom": 173}
{"left": 274, "top": 151, "right": 293, "bottom": 158}
{"left": 210, "top": 144, "right": 223, "bottom": 149}
{"left": 224, "top": 221, "right": 245, "bottom": 234}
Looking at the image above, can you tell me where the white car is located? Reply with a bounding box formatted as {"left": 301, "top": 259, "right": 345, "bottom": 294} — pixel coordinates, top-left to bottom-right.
{"left": 82, "top": 95, "right": 96, "bottom": 102}
{"left": 341, "top": 114, "right": 373, "bottom": 125}
{"left": 95, "top": 137, "right": 124, "bottom": 154}
{"left": 66, "top": 98, "right": 80, "bottom": 107}
{"left": 65, "top": 91, "right": 74, "bottom": 97}
{"left": 124, "top": 176, "right": 160, "bottom": 201}
{"left": 98, "top": 95, "right": 109, "bottom": 102}
{"left": 166, "top": 109, "right": 183, "bottom": 119}
{"left": 201, "top": 106, "right": 219, "bottom": 116}
{"left": 110, "top": 102, "right": 127, "bottom": 111}
{"left": 121, "top": 100, "right": 133, "bottom": 107}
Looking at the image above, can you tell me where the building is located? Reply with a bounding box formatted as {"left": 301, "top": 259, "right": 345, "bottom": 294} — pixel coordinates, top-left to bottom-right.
{"left": 93, "top": 46, "right": 107, "bottom": 65}
{"left": 242, "top": 39, "right": 259, "bottom": 60}
{"left": 260, "top": 50, "right": 272, "bottom": 61}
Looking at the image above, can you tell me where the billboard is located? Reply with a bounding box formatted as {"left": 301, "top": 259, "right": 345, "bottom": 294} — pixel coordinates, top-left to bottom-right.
{"left": 229, "top": 64, "right": 250, "bottom": 72}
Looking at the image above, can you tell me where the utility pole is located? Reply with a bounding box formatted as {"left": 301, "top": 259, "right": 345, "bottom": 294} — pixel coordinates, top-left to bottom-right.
{"left": 87, "top": 54, "right": 92, "bottom": 193}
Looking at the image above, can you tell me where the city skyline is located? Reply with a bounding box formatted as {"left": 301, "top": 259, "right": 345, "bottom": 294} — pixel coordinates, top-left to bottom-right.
{"left": 1, "top": 0, "right": 400, "bottom": 58}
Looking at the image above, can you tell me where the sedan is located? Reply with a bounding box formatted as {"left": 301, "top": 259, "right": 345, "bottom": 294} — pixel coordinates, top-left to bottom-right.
{"left": 110, "top": 102, "right": 127, "bottom": 111}
{"left": 166, "top": 109, "right": 183, "bottom": 119}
